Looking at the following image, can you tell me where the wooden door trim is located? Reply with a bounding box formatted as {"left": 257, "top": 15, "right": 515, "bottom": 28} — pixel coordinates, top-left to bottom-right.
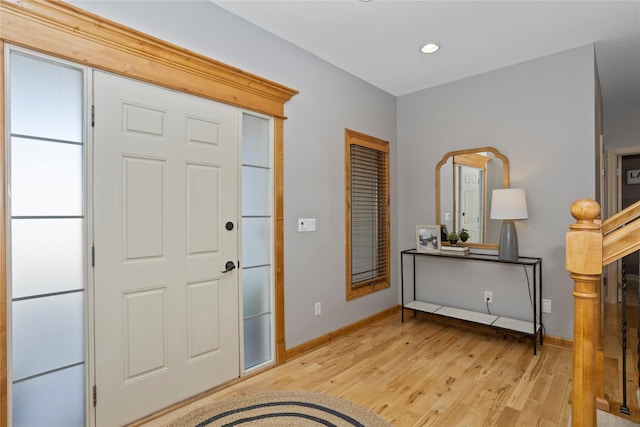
{"left": 0, "top": 2, "right": 297, "bottom": 424}
{"left": 0, "top": 0, "right": 297, "bottom": 117}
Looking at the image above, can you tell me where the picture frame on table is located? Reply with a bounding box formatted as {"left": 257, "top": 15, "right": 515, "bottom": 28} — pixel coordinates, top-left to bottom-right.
{"left": 440, "top": 224, "right": 448, "bottom": 242}
{"left": 416, "top": 225, "right": 441, "bottom": 253}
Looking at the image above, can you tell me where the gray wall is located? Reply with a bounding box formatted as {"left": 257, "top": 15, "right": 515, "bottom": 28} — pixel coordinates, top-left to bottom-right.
{"left": 397, "top": 45, "right": 597, "bottom": 340}
{"left": 610, "top": 103, "right": 640, "bottom": 275}
{"left": 605, "top": 103, "right": 640, "bottom": 150}
{"left": 70, "top": 1, "right": 599, "bottom": 342}
{"left": 70, "top": 1, "right": 399, "bottom": 348}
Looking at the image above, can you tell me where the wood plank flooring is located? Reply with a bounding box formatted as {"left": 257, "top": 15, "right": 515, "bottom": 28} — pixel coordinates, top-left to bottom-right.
{"left": 137, "top": 313, "right": 573, "bottom": 426}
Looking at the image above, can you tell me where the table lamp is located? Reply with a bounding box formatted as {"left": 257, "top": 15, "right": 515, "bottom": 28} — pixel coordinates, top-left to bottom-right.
{"left": 490, "top": 188, "right": 528, "bottom": 262}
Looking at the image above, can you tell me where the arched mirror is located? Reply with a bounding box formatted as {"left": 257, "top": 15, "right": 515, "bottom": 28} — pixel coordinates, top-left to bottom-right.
{"left": 436, "top": 147, "right": 509, "bottom": 248}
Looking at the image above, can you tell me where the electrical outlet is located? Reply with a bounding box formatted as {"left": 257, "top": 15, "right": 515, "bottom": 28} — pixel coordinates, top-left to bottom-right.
{"left": 542, "top": 299, "right": 552, "bottom": 313}
{"left": 315, "top": 302, "right": 321, "bottom": 316}
{"left": 484, "top": 291, "right": 493, "bottom": 304}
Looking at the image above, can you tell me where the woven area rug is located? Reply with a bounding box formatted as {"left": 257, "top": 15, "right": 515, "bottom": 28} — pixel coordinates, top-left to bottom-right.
{"left": 167, "top": 390, "right": 392, "bottom": 427}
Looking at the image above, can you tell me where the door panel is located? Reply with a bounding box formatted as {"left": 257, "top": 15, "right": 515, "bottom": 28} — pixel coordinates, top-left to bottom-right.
{"left": 93, "top": 71, "right": 239, "bottom": 426}
{"left": 123, "top": 156, "right": 166, "bottom": 260}
{"left": 459, "top": 165, "right": 482, "bottom": 241}
{"left": 123, "top": 287, "right": 167, "bottom": 380}
{"left": 187, "top": 280, "right": 221, "bottom": 359}
{"left": 187, "top": 163, "right": 220, "bottom": 255}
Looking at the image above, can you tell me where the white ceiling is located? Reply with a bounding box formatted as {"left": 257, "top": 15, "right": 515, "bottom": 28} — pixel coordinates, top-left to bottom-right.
{"left": 212, "top": 0, "right": 640, "bottom": 111}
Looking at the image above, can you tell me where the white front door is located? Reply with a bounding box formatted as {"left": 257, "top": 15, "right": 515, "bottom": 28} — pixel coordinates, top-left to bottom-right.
{"left": 459, "top": 165, "right": 483, "bottom": 242}
{"left": 92, "top": 71, "right": 240, "bottom": 426}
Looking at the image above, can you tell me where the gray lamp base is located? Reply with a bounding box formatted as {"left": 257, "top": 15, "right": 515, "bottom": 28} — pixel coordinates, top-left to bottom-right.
{"left": 498, "top": 220, "right": 519, "bottom": 262}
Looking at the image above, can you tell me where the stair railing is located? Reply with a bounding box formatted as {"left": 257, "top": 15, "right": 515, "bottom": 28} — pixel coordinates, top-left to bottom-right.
{"left": 566, "top": 198, "right": 640, "bottom": 426}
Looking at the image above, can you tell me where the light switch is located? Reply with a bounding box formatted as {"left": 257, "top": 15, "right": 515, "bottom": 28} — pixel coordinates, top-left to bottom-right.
{"left": 298, "top": 218, "right": 316, "bottom": 232}
{"left": 444, "top": 212, "right": 451, "bottom": 221}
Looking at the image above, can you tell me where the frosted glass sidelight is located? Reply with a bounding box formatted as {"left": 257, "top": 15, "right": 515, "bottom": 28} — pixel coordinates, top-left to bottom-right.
{"left": 242, "top": 267, "right": 271, "bottom": 318}
{"left": 11, "top": 218, "right": 83, "bottom": 299}
{"left": 12, "top": 292, "right": 84, "bottom": 381}
{"left": 12, "top": 364, "right": 85, "bottom": 427}
{"left": 242, "top": 114, "right": 270, "bottom": 168}
{"left": 241, "top": 218, "right": 271, "bottom": 268}
{"left": 9, "top": 50, "right": 86, "bottom": 426}
{"left": 242, "top": 166, "right": 270, "bottom": 217}
{"left": 11, "top": 137, "right": 83, "bottom": 216}
{"left": 242, "top": 114, "right": 272, "bottom": 372}
{"left": 10, "top": 52, "right": 83, "bottom": 142}
{"left": 243, "top": 314, "right": 272, "bottom": 370}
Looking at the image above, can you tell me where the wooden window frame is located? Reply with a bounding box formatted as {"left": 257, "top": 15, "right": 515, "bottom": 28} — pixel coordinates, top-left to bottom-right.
{"left": 0, "top": 1, "right": 297, "bottom": 424}
{"left": 345, "top": 129, "right": 390, "bottom": 300}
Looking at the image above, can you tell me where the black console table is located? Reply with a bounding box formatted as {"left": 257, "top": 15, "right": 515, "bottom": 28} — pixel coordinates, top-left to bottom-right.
{"left": 400, "top": 249, "right": 543, "bottom": 355}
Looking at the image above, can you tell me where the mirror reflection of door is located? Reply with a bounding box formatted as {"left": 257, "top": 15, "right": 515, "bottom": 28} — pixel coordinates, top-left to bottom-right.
{"left": 453, "top": 153, "right": 490, "bottom": 244}
{"left": 436, "top": 147, "right": 509, "bottom": 248}
{"left": 456, "top": 165, "right": 484, "bottom": 243}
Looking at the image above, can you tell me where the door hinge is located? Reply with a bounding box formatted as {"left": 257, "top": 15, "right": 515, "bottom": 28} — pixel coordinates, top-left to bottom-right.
{"left": 91, "top": 105, "right": 95, "bottom": 127}
{"left": 93, "top": 385, "right": 97, "bottom": 407}
{"left": 92, "top": 245, "right": 95, "bottom": 267}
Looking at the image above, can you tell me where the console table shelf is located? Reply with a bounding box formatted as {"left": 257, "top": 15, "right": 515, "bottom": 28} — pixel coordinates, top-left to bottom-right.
{"left": 400, "top": 249, "right": 543, "bottom": 354}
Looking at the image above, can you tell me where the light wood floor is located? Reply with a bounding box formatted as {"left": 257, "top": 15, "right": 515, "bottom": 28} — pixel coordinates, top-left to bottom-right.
{"left": 138, "top": 312, "right": 573, "bottom": 426}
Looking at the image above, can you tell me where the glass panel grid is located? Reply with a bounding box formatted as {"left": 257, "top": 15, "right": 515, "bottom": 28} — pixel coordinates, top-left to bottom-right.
{"left": 12, "top": 290, "right": 84, "bottom": 382}
{"left": 12, "top": 364, "right": 85, "bottom": 427}
{"left": 10, "top": 136, "right": 83, "bottom": 217}
{"left": 10, "top": 52, "right": 83, "bottom": 142}
{"left": 242, "top": 266, "right": 271, "bottom": 318}
{"left": 8, "top": 49, "right": 86, "bottom": 426}
{"left": 243, "top": 314, "right": 272, "bottom": 370}
{"left": 242, "top": 113, "right": 270, "bottom": 168}
{"left": 241, "top": 113, "right": 273, "bottom": 370}
{"left": 11, "top": 218, "right": 84, "bottom": 299}
{"left": 242, "top": 166, "right": 270, "bottom": 217}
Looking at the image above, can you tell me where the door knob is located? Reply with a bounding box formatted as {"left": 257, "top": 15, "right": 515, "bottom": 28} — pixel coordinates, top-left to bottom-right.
{"left": 221, "top": 261, "right": 236, "bottom": 273}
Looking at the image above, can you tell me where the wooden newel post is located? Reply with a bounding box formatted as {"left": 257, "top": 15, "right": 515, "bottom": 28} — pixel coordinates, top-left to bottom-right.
{"left": 566, "top": 199, "right": 602, "bottom": 427}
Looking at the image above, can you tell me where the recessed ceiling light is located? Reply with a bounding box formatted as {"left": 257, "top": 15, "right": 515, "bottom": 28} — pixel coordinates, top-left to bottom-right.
{"left": 420, "top": 43, "right": 440, "bottom": 54}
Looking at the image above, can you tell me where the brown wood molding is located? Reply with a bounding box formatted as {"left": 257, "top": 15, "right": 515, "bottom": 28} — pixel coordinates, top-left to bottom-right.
{"left": 285, "top": 306, "right": 400, "bottom": 361}
{"left": 543, "top": 334, "right": 573, "bottom": 351}
{"left": 274, "top": 117, "right": 287, "bottom": 364}
{"left": 0, "top": 0, "right": 297, "bottom": 118}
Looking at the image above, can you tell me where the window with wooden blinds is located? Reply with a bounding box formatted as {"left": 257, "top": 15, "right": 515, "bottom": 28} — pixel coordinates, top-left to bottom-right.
{"left": 345, "top": 129, "right": 390, "bottom": 300}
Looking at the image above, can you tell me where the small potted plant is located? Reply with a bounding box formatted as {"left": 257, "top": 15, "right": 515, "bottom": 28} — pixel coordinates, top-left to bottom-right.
{"left": 447, "top": 231, "right": 459, "bottom": 245}
{"left": 458, "top": 228, "right": 469, "bottom": 243}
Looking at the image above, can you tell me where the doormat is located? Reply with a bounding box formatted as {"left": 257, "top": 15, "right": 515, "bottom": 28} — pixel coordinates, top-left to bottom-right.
{"left": 167, "top": 390, "right": 392, "bottom": 427}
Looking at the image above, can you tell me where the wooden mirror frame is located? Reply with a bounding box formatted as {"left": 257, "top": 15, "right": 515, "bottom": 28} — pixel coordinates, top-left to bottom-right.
{"left": 435, "top": 147, "right": 510, "bottom": 249}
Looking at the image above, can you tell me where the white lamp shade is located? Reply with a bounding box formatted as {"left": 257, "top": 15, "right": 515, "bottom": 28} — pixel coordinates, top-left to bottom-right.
{"left": 490, "top": 188, "right": 528, "bottom": 220}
